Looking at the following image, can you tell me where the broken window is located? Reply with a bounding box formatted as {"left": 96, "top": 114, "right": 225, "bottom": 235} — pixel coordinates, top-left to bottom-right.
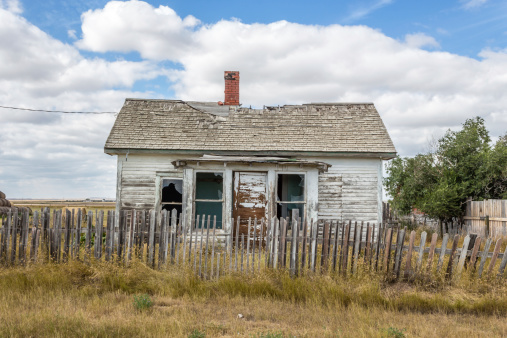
{"left": 277, "top": 174, "right": 305, "bottom": 225}
{"left": 161, "top": 178, "right": 183, "bottom": 217}
{"left": 195, "top": 172, "right": 223, "bottom": 229}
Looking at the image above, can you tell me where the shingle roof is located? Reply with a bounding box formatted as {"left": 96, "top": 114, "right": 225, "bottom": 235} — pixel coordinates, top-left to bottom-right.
{"left": 104, "top": 99, "right": 396, "bottom": 156}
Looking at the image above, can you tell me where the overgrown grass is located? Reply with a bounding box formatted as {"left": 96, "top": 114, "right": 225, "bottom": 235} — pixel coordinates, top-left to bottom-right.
{"left": 0, "top": 260, "right": 506, "bottom": 336}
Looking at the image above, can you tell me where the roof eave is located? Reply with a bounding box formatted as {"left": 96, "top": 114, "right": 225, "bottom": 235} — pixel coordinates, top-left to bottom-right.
{"left": 104, "top": 147, "right": 397, "bottom": 160}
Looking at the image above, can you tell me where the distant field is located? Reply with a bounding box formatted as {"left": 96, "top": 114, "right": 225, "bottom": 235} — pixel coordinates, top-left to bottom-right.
{"left": 11, "top": 199, "right": 115, "bottom": 208}
{"left": 9, "top": 199, "right": 116, "bottom": 214}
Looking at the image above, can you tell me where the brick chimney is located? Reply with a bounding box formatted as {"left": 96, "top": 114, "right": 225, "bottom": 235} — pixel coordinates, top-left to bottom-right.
{"left": 224, "top": 71, "right": 239, "bottom": 105}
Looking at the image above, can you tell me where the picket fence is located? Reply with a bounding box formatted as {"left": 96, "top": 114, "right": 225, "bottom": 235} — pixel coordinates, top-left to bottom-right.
{"left": 1, "top": 208, "right": 507, "bottom": 281}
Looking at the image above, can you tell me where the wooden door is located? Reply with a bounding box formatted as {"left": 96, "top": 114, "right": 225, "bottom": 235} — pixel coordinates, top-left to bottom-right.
{"left": 232, "top": 172, "right": 267, "bottom": 236}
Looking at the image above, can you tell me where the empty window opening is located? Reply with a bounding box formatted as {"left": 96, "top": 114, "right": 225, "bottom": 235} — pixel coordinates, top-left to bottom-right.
{"left": 161, "top": 179, "right": 183, "bottom": 217}
{"left": 195, "top": 172, "right": 224, "bottom": 229}
{"left": 277, "top": 174, "right": 305, "bottom": 226}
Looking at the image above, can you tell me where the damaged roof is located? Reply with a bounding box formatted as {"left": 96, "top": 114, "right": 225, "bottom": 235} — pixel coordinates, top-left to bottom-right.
{"left": 104, "top": 99, "right": 396, "bottom": 157}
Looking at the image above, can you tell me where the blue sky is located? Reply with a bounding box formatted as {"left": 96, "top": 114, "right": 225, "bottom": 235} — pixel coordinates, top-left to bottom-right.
{"left": 0, "top": 0, "right": 506, "bottom": 198}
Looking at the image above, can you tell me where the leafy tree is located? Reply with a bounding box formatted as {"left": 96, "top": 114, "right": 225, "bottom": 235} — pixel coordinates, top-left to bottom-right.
{"left": 384, "top": 117, "right": 506, "bottom": 222}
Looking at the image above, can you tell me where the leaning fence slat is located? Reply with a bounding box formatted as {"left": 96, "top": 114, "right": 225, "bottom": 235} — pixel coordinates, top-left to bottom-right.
{"left": 487, "top": 238, "right": 503, "bottom": 276}
{"left": 456, "top": 235, "right": 471, "bottom": 276}
{"left": 241, "top": 233, "right": 245, "bottom": 273}
{"left": 497, "top": 245, "right": 507, "bottom": 277}
{"left": 365, "top": 224, "right": 372, "bottom": 266}
{"left": 246, "top": 218, "right": 251, "bottom": 273}
{"left": 193, "top": 216, "right": 200, "bottom": 271}
{"left": 478, "top": 238, "right": 493, "bottom": 277}
{"left": 416, "top": 231, "right": 427, "bottom": 272}
{"left": 436, "top": 234, "right": 449, "bottom": 272}
{"left": 404, "top": 231, "right": 416, "bottom": 278}
{"left": 446, "top": 234, "right": 460, "bottom": 279}
{"left": 273, "top": 218, "right": 280, "bottom": 269}
{"left": 394, "top": 228, "right": 405, "bottom": 278}
{"left": 469, "top": 236, "right": 482, "bottom": 271}
{"left": 383, "top": 228, "right": 393, "bottom": 273}
{"left": 426, "top": 233, "right": 438, "bottom": 273}
{"left": 332, "top": 222, "right": 340, "bottom": 271}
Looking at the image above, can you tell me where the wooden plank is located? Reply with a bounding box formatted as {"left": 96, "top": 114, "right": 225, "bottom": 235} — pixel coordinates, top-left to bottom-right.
{"left": 374, "top": 223, "right": 382, "bottom": 271}
{"left": 404, "top": 231, "right": 416, "bottom": 278}
{"left": 310, "top": 219, "right": 317, "bottom": 272}
{"left": 193, "top": 215, "right": 200, "bottom": 271}
{"left": 477, "top": 238, "right": 493, "bottom": 277}
{"left": 273, "top": 218, "right": 279, "bottom": 269}
{"left": 258, "top": 218, "right": 264, "bottom": 272}
{"left": 469, "top": 236, "right": 482, "bottom": 271}
{"left": 246, "top": 218, "right": 251, "bottom": 272}
{"left": 364, "top": 224, "right": 372, "bottom": 266}
{"left": 415, "top": 231, "right": 427, "bottom": 272}
{"left": 383, "top": 228, "right": 393, "bottom": 273}
{"left": 436, "top": 234, "right": 449, "bottom": 272}
{"left": 332, "top": 222, "right": 340, "bottom": 271}
{"left": 203, "top": 215, "right": 211, "bottom": 277}
{"left": 198, "top": 215, "right": 206, "bottom": 276}
{"left": 235, "top": 216, "right": 240, "bottom": 271}
{"left": 456, "top": 235, "right": 471, "bottom": 276}
{"left": 252, "top": 218, "right": 257, "bottom": 271}
{"left": 394, "top": 228, "right": 405, "bottom": 278}
{"left": 341, "top": 222, "right": 350, "bottom": 275}
{"left": 211, "top": 216, "right": 217, "bottom": 278}
{"left": 290, "top": 218, "right": 298, "bottom": 276}
{"left": 350, "top": 222, "right": 357, "bottom": 273}
{"left": 497, "top": 245, "right": 507, "bottom": 277}
{"left": 187, "top": 214, "right": 194, "bottom": 264}
{"left": 426, "top": 233, "right": 438, "bottom": 273}
{"left": 352, "top": 222, "right": 361, "bottom": 274}
{"left": 446, "top": 234, "right": 460, "bottom": 280}
{"left": 148, "top": 210, "right": 156, "bottom": 267}
{"left": 241, "top": 233, "right": 245, "bottom": 273}
{"left": 280, "top": 218, "right": 287, "bottom": 269}
{"left": 487, "top": 238, "right": 503, "bottom": 276}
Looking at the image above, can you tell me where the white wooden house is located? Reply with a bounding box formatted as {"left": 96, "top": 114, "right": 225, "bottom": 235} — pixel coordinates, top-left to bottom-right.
{"left": 104, "top": 71, "right": 396, "bottom": 235}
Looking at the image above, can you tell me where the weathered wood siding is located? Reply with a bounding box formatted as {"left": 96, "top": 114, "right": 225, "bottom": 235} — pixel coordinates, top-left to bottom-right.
{"left": 313, "top": 158, "right": 383, "bottom": 224}
{"left": 117, "top": 155, "right": 182, "bottom": 210}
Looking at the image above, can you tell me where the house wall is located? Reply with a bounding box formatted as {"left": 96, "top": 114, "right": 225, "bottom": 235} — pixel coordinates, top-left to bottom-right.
{"left": 308, "top": 157, "right": 383, "bottom": 225}
{"left": 115, "top": 154, "right": 384, "bottom": 234}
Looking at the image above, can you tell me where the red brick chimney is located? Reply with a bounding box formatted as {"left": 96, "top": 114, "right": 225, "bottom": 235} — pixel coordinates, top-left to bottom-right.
{"left": 224, "top": 71, "right": 239, "bottom": 105}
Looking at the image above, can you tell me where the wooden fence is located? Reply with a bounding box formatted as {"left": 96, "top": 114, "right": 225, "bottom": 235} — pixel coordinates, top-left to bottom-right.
{"left": 1, "top": 208, "right": 506, "bottom": 281}
{"left": 465, "top": 199, "right": 507, "bottom": 238}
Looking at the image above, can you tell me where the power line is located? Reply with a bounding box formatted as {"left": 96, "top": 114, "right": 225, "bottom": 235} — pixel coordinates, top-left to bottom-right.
{"left": 0, "top": 105, "right": 116, "bottom": 114}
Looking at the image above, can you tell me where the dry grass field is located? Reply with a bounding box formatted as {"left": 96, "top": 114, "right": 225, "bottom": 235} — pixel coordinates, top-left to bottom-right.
{"left": 0, "top": 260, "right": 506, "bottom": 337}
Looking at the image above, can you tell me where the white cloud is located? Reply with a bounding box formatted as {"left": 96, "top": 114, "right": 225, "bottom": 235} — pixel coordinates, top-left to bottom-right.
{"left": 68, "top": 29, "right": 77, "bottom": 39}
{"left": 0, "top": 0, "right": 22, "bottom": 14}
{"left": 0, "top": 6, "right": 167, "bottom": 198}
{"left": 76, "top": 1, "right": 507, "bottom": 154}
{"left": 461, "top": 0, "right": 488, "bottom": 10}
{"left": 1, "top": 0, "right": 507, "bottom": 199}
{"left": 404, "top": 33, "right": 440, "bottom": 49}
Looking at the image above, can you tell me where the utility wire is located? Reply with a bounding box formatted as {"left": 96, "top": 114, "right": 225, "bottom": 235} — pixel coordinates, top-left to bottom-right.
{"left": 0, "top": 105, "right": 116, "bottom": 114}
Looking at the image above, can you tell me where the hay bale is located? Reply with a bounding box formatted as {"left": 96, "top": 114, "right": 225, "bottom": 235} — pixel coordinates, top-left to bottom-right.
{"left": 0, "top": 191, "right": 5, "bottom": 199}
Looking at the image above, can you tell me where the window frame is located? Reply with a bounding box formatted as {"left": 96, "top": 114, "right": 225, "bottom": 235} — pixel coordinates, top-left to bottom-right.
{"left": 276, "top": 172, "right": 307, "bottom": 221}
{"left": 160, "top": 177, "right": 184, "bottom": 212}
{"left": 193, "top": 170, "right": 225, "bottom": 229}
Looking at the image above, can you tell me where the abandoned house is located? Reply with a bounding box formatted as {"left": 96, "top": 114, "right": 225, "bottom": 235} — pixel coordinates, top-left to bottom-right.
{"left": 104, "top": 71, "right": 396, "bottom": 234}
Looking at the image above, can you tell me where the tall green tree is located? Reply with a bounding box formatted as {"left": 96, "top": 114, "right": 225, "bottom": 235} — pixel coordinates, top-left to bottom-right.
{"left": 384, "top": 117, "right": 507, "bottom": 222}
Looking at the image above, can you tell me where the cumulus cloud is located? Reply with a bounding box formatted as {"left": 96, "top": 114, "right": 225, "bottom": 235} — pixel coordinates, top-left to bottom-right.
{"left": 404, "top": 33, "right": 440, "bottom": 49}
{"left": 2, "top": 0, "right": 507, "bottom": 199}
{"left": 0, "top": 0, "right": 22, "bottom": 14}
{"left": 0, "top": 7, "right": 167, "bottom": 198}
{"left": 76, "top": 1, "right": 507, "bottom": 154}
